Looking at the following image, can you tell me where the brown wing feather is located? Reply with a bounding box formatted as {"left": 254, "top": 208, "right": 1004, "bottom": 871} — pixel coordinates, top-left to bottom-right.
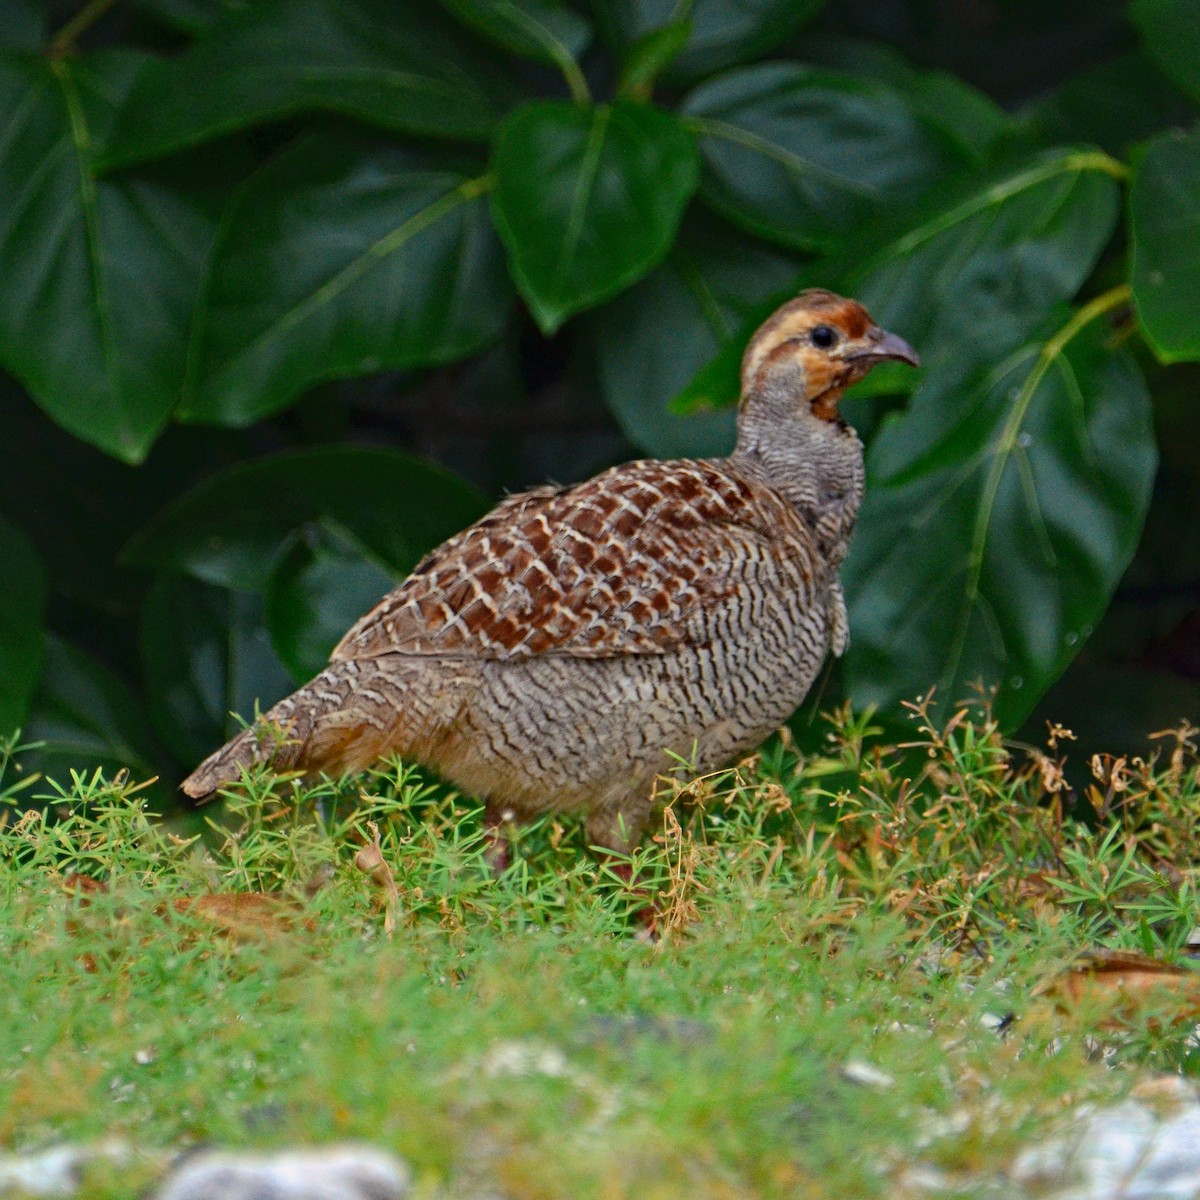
{"left": 331, "top": 459, "right": 816, "bottom": 663}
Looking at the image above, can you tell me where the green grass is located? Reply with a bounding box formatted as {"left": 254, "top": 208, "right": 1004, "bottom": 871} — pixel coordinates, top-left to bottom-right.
{"left": 1, "top": 703, "right": 1199, "bottom": 1198}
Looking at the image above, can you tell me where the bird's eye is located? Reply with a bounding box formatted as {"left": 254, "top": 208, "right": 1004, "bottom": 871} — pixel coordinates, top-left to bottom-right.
{"left": 810, "top": 325, "right": 838, "bottom": 349}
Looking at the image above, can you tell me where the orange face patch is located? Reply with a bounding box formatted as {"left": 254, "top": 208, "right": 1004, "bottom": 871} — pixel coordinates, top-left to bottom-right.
{"left": 739, "top": 290, "right": 876, "bottom": 418}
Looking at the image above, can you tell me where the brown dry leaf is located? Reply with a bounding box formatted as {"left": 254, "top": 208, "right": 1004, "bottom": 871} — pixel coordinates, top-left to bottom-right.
{"left": 168, "top": 893, "right": 311, "bottom": 941}
{"left": 652, "top": 802, "right": 704, "bottom": 941}
{"left": 1035, "top": 949, "right": 1200, "bottom": 1028}
{"left": 355, "top": 821, "right": 399, "bottom": 936}
{"left": 61, "top": 873, "right": 109, "bottom": 897}
{"left": 61, "top": 873, "right": 113, "bottom": 973}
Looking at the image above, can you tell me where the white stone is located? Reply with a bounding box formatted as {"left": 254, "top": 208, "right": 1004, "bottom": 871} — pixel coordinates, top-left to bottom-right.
{"left": 1012, "top": 1099, "right": 1200, "bottom": 1199}
{"left": 0, "top": 1140, "right": 133, "bottom": 1197}
{"left": 154, "top": 1145, "right": 410, "bottom": 1200}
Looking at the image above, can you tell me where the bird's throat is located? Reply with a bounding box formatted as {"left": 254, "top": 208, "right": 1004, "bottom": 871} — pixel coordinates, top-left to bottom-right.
{"left": 810, "top": 384, "right": 847, "bottom": 424}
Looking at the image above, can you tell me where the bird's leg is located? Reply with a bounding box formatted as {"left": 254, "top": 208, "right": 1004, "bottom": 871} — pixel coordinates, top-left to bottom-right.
{"left": 482, "top": 803, "right": 513, "bottom": 876}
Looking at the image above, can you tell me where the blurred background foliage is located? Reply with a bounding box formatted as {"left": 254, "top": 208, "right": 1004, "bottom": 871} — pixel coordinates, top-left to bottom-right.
{"left": 1, "top": 0, "right": 1199, "bottom": 801}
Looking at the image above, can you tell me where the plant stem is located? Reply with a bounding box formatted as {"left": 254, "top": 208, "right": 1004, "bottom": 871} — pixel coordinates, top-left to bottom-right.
{"left": 48, "top": 0, "right": 118, "bottom": 57}
{"left": 493, "top": 0, "right": 591, "bottom": 104}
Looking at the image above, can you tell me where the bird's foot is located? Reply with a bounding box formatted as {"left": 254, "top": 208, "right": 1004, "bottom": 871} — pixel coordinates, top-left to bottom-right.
{"left": 482, "top": 805, "right": 512, "bottom": 876}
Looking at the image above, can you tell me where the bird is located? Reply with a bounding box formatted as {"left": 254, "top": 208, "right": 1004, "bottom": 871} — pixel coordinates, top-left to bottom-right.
{"left": 183, "top": 290, "right": 919, "bottom": 865}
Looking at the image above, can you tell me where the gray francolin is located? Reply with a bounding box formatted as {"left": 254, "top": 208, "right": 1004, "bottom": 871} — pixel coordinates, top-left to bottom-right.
{"left": 183, "top": 290, "right": 918, "bottom": 858}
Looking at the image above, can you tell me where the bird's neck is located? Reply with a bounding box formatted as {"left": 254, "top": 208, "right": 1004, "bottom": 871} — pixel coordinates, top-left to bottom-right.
{"left": 728, "top": 386, "right": 866, "bottom": 561}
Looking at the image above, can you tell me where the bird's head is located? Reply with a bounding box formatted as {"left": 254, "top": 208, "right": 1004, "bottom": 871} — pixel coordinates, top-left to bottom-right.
{"left": 739, "top": 289, "right": 920, "bottom": 424}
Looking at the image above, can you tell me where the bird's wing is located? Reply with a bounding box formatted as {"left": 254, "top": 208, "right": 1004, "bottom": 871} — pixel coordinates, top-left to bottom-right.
{"left": 331, "top": 459, "right": 819, "bottom": 662}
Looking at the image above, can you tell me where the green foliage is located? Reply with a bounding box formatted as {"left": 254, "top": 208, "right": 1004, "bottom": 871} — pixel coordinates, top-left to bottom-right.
{"left": 683, "top": 63, "right": 951, "bottom": 250}
{"left": 139, "top": 578, "right": 294, "bottom": 764}
{"left": 491, "top": 99, "right": 699, "bottom": 331}
{"left": 846, "top": 308, "right": 1156, "bottom": 728}
{"left": 1131, "top": 125, "right": 1200, "bottom": 362}
{"left": 1131, "top": 0, "right": 1200, "bottom": 105}
{"left": 1, "top": 0, "right": 1198, "bottom": 789}
{"left": 102, "top": 0, "right": 523, "bottom": 164}
{"left": 0, "top": 712, "right": 1199, "bottom": 1190}
{"left": 0, "top": 518, "right": 45, "bottom": 733}
{"left": 184, "top": 135, "right": 512, "bottom": 424}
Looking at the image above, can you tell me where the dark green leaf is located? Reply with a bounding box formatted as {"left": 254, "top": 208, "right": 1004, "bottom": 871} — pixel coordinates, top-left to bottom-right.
{"left": 1131, "top": 0, "right": 1200, "bottom": 105}
{"left": 0, "top": 377, "right": 253, "bottom": 617}
{"left": 1017, "top": 51, "right": 1196, "bottom": 157}
{"left": 0, "top": 517, "right": 46, "bottom": 735}
{"left": 844, "top": 308, "right": 1157, "bottom": 729}
{"left": 124, "top": 447, "right": 488, "bottom": 592}
{"left": 805, "top": 37, "right": 1008, "bottom": 164}
{"left": 588, "top": 213, "right": 800, "bottom": 457}
{"left": 265, "top": 523, "right": 397, "bottom": 681}
{"left": 20, "top": 636, "right": 164, "bottom": 784}
{"left": 826, "top": 148, "right": 1123, "bottom": 384}
{"left": 618, "top": 20, "right": 691, "bottom": 97}
{"left": 675, "top": 148, "right": 1122, "bottom": 415}
{"left": 0, "top": 51, "right": 225, "bottom": 462}
{"left": 102, "top": 0, "right": 523, "bottom": 169}
{"left": 491, "top": 99, "right": 699, "bottom": 332}
{"left": 0, "top": 0, "right": 43, "bottom": 49}
{"left": 184, "top": 134, "right": 513, "bottom": 426}
{"left": 1028, "top": 659, "right": 1200, "bottom": 759}
{"left": 131, "top": 0, "right": 238, "bottom": 34}
{"left": 141, "top": 577, "right": 295, "bottom": 765}
{"left": 1131, "top": 124, "right": 1200, "bottom": 363}
{"left": 682, "top": 64, "right": 951, "bottom": 251}
{"left": 439, "top": 0, "right": 591, "bottom": 63}
{"left": 594, "top": 0, "right": 823, "bottom": 79}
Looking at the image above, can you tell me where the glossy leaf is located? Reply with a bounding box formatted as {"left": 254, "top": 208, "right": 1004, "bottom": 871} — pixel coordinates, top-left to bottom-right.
{"left": 0, "top": 1, "right": 43, "bottom": 49}
{"left": 806, "top": 37, "right": 1008, "bottom": 164}
{"left": 131, "top": 0, "right": 234, "bottom": 34}
{"left": 826, "top": 149, "right": 1123, "bottom": 382}
{"left": 1131, "top": 0, "right": 1200, "bottom": 105}
{"left": 20, "top": 636, "right": 164, "bottom": 785}
{"left": 675, "top": 148, "right": 1122, "bottom": 414}
{"left": 0, "top": 51, "right": 225, "bottom": 462}
{"left": 1017, "top": 51, "right": 1196, "bottom": 157}
{"left": 265, "top": 523, "right": 397, "bottom": 682}
{"left": 618, "top": 20, "right": 691, "bottom": 97}
{"left": 140, "top": 577, "right": 295, "bottom": 765}
{"left": 491, "top": 99, "right": 699, "bottom": 332}
{"left": 0, "top": 377, "right": 254, "bottom": 617}
{"left": 1131, "top": 125, "right": 1200, "bottom": 363}
{"left": 683, "top": 64, "right": 951, "bottom": 251}
{"left": 594, "top": 0, "right": 823, "bottom": 79}
{"left": 184, "top": 134, "right": 513, "bottom": 426}
{"left": 844, "top": 308, "right": 1157, "bottom": 728}
{"left": 587, "top": 214, "right": 800, "bottom": 457}
{"left": 102, "top": 0, "right": 523, "bottom": 169}
{"left": 0, "top": 517, "right": 46, "bottom": 735}
{"left": 124, "top": 447, "right": 488, "bottom": 592}
{"left": 440, "top": 0, "right": 591, "bottom": 63}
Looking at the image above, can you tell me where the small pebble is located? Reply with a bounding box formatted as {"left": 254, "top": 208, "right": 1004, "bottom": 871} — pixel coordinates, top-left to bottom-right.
{"left": 0, "top": 1140, "right": 134, "bottom": 1197}
{"left": 154, "top": 1145, "right": 410, "bottom": 1200}
{"left": 841, "top": 1060, "right": 896, "bottom": 1089}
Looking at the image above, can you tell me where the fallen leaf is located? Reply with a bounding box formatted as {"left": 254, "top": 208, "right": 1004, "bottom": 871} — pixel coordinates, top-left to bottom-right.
{"left": 168, "top": 892, "right": 310, "bottom": 940}
{"left": 1035, "top": 949, "right": 1200, "bottom": 1027}
{"left": 61, "top": 873, "right": 108, "bottom": 897}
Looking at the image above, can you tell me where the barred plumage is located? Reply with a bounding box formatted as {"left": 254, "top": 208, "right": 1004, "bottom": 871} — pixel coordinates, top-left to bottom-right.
{"left": 183, "top": 290, "right": 919, "bottom": 854}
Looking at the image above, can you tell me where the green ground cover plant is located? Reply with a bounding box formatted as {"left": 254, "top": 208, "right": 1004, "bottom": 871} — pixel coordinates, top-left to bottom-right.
{"left": 2, "top": 1, "right": 1200, "bottom": 794}
{"left": 3, "top": 706, "right": 1200, "bottom": 1197}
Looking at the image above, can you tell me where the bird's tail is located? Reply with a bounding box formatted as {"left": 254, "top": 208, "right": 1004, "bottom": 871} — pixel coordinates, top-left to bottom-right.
{"left": 180, "top": 663, "right": 396, "bottom": 800}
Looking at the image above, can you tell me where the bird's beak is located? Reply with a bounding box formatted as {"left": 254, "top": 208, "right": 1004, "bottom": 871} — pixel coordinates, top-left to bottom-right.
{"left": 847, "top": 328, "right": 921, "bottom": 369}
